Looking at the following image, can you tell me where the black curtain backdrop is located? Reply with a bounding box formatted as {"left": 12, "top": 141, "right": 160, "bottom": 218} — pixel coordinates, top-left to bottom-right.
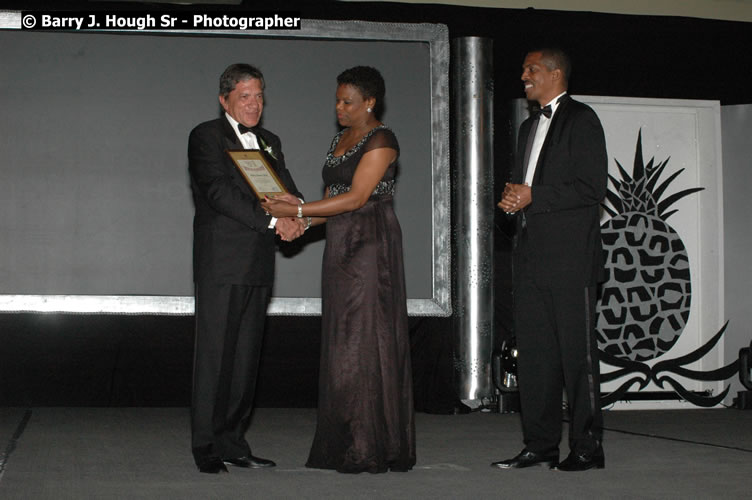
{"left": 2, "top": 0, "right": 749, "bottom": 410}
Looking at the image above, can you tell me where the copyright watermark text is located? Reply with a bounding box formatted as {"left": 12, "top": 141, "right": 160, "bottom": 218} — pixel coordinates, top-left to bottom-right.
{"left": 21, "top": 12, "right": 301, "bottom": 31}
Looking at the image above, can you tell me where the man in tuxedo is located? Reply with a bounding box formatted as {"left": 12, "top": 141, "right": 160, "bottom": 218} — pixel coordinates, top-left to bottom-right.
{"left": 493, "top": 48, "right": 608, "bottom": 471}
{"left": 188, "top": 63, "right": 305, "bottom": 473}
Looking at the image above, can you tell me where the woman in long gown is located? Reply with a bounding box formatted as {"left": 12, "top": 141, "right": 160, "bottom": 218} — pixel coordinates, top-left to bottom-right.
{"left": 262, "top": 66, "right": 415, "bottom": 473}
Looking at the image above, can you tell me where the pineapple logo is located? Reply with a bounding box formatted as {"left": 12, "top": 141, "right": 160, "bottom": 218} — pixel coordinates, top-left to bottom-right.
{"left": 596, "top": 129, "right": 736, "bottom": 407}
{"left": 597, "top": 130, "right": 703, "bottom": 361}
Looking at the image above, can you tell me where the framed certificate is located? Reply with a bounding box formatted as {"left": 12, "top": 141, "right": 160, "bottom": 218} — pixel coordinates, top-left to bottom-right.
{"left": 226, "top": 149, "right": 288, "bottom": 199}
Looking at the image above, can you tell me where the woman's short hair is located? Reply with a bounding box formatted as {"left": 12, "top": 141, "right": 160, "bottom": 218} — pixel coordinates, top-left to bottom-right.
{"left": 337, "top": 66, "right": 386, "bottom": 115}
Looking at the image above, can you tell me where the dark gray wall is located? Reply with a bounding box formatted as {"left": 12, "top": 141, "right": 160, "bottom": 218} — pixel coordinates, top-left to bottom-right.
{"left": 721, "top": 104, "right": 752, "bottom": 401}
{"left": 0, "top": 30, "right": 434, "bottom": 299}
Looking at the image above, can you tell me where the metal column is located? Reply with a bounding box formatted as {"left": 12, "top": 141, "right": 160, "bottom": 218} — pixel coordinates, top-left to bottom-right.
{"left": 451, "top": 37, "right": 495, "bottom": 405}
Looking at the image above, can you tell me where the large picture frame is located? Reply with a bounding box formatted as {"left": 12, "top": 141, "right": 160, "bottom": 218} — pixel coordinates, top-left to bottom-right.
{"left": 0, "top": 12, "right": 450, "bottom": 316}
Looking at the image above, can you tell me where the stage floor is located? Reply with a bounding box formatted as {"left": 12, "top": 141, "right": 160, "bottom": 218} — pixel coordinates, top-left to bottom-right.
{"left": 1, "top": 407, "right": 750, "bottom": 499}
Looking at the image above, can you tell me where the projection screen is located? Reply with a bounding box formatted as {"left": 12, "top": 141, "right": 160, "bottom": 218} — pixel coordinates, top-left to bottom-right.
{"left": 0, "top": 12, "right": 451, "bottom": 316}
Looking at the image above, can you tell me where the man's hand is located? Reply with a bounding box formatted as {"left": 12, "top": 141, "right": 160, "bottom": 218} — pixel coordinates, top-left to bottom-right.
{"left": 497, "top": 183, "right": 532, "bottom": 214}
{"left": 275, "top": 217, "right": 305, "bottom": 242}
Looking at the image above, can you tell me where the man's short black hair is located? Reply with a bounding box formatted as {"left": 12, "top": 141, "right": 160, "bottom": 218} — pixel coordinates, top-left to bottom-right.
{"left": 528, "top": 47, "right": 571, "bottom": 85}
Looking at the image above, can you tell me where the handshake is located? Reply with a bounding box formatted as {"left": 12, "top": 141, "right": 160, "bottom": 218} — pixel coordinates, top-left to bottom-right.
{"left": 262, "top": 192, "right": 308, "bottom": 242}
{"left": 275, "top": 217, "right": 306, "bottom": 242}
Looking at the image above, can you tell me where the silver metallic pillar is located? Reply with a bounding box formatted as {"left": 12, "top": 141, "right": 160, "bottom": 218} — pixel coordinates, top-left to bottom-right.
{"left": 451, "top": 37, "right": 494, "bottom": 405}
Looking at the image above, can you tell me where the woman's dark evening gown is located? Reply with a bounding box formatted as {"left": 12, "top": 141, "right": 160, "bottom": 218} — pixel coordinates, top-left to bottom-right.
{"left": 305, "top": 126, "right": 416, "bottom": 473}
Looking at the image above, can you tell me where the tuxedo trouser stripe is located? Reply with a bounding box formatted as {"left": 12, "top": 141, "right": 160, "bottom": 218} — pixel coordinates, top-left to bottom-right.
{"left": 584, "top": 286, "right": 597, "bottom": 429}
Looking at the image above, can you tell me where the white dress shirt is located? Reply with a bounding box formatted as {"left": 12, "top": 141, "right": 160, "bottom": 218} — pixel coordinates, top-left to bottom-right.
{"left": 524, "top": 92, "right": 567, "bottom": 186}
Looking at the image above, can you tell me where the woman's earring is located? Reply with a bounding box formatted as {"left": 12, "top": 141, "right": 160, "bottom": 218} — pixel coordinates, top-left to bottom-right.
{"left": 367, "top": 107, "right": 372, "bottom": 113}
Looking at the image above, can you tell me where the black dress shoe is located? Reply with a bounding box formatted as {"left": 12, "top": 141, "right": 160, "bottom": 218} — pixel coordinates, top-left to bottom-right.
{"left": 554, "top": 448, "right": 605, "bottom": 471}
{"left": 223, "top": 455, "right": 276, "bottom": 469}
{"left": 198, "top": 457, "right": 229, "bottom": 474}
{"left": 491, "top": 449, "right": 558, "bottom": 469}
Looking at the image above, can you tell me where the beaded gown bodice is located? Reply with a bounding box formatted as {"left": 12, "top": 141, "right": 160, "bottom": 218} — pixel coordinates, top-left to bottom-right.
{"left": 322, "top": 125, "right": 399, "bottom": 198}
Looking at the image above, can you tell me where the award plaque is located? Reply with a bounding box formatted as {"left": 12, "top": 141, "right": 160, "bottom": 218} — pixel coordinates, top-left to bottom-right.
{"left": 226, "top": 149, "right": 287, "bottom": 200}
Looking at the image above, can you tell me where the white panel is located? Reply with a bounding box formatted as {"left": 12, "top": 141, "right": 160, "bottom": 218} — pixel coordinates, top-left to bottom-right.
{"left": 581, "top": 96, "right": 724, "bottom": 409}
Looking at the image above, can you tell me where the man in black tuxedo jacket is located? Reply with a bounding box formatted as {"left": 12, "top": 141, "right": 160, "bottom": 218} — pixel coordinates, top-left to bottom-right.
{"left": 494, "top": 48, "right": 608, "bottom": 472}
{"left": 188, "top": 63, "right": 305, "bottom": 473}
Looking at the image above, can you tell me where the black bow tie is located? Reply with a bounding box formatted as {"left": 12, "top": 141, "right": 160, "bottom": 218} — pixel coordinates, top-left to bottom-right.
{"left": 536, "top": 104, "right": 552, "bottom": 119}
{"left": 237, "top": 123, "right": 256, "bottom": 135}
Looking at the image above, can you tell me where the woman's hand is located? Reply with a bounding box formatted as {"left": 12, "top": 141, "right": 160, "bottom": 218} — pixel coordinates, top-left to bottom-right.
{"left": 267, "top": 192, "right": 301, "bottom": 205}
{"left": 261, "top": 196, "right": 298, "bottom": 218}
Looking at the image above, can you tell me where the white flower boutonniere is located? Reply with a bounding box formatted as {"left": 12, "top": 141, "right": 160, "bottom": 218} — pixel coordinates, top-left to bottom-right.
{"left": 257, "top": 135, "right": 277, "bottom": 160}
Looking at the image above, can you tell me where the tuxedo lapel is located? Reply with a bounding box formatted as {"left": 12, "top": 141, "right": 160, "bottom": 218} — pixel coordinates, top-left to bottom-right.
{"left": 515, "top": 118, "right": 534, "bottom": 184}
{"left": 521, "top": 117, "right": 540, "bottom": 182}
{"left": 252, "top": 128, "right": 280, "bottom": 173}
{"left": 221, "top": 117, "right": 243, "bottom": 150}
{"left": 531, "top": 95, "right": 571, "bottom": 184}
{"left": 218, "top": 117, "right": 257, "bottom": 198}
